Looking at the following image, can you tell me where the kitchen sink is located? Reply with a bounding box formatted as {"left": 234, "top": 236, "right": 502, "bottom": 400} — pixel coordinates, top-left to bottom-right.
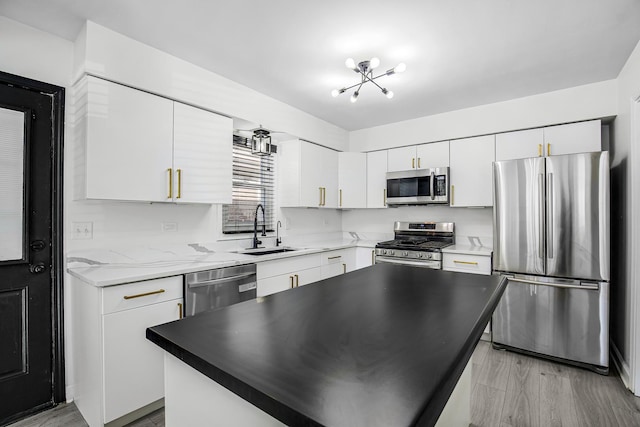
{"left": 235, "top": 247, "right": 300, "bottom": 256}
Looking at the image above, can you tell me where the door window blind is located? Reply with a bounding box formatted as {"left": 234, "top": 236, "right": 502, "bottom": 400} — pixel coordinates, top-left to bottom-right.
{"left": 222, "top": 136, "right": 276, "bottom": 233}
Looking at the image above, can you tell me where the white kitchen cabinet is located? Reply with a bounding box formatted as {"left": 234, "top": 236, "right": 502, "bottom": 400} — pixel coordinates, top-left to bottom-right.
{"left": 278, "top": 140, "right": 339, "bottom": 208}
{"left": 387, "top": 146, "right": 417, "bottom": 171}
{"left": 172, "top": 102, "right": 232, "bottom": 204}
{"left": 76, "top": 75, "right": 232, "bottom": 203}
{"left": 338, "top": 152, "right": 367, "bottom": 209}
{"left": 366, "top": 151, "right": 388, "bottom": 208}
{"left": 256, "top": 253, "right": 323, "bottom": 296}
{"left": 495, "top": 120, "right": 601, "bottom": 161}
{"left": 71, "top": 276, "right": 183, "bottom": 427}
{"left": 543, "top": 120, "right": 601, "bottom": 156}
{"left": 355, "top": 247, "right": 376, "bottom": 269}
{"left": 416, "top": 141, "right": 450, "bottom": 169}
{"left": 321, "top": 248, "right": 356, "bottom": 279}
{"left": 449, "top": 135, "right": 495, "bottom": 207}
{"left": 495, "top": 128, "right": 544, "bottom": 161}
{"left": 387, "top": 141, "right": 449, "bottom": 172}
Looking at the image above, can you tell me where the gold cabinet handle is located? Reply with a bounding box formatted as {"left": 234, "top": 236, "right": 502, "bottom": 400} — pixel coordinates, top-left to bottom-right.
{"left": 176, "top": 169, "right": 182, "bottom": 199}
{"left": 383, "top": 189, "right": 387, "bottom": 206}
{"left": 323, "top": 187, "right": 326, "bottom": 206}
{"left": 454, "top": 260, "right": 478, "bottom": 265}
{"left": 290, "top": 276, "right": 295, "bottom": 289}
{"left": 294, "top": 274, "right": 299, "bottom": 287}
{"left": 167, "top": 168, "right": 173, "bottom": 199}
{"left": 412, "top": 157, "right": 415, "bottom": 169}
{"left": 342, "top": 263, "right": 346, "bottom": 274}
{"left": 123, "top": 289, "right": 165, "bottom": 300}
{"left": 177, "top": 302, "right": 183, "bottom": 319}
{"left": 319, "top": 187, "right": 323, "bottom": 206}
{"left": 372, "top": 250, "right": 375, "bottom": 265}
{"left": 450, "top": 185, "right": 454, "bottom": 205}
{"left": 328, "top": 255, "right": 342, "bottom": 260}
{"left": 547, "top": 143, "right": 551, "bottom": 156}
{"left": 339, "top": 189, "right": 342, "bottom": 207}
{"left": 538, "top": 144, "right": 542, "bottom": 157}
{"left": 417, "top": 157, "right": 421, "bottom": 168}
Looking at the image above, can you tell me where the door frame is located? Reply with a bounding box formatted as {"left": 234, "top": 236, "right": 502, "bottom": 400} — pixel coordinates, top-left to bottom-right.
{"left": 0, "top": 70, "right": 65, "bottom": 403}
{"left": 631, "top": 95, "right": 640, "bottom": 395}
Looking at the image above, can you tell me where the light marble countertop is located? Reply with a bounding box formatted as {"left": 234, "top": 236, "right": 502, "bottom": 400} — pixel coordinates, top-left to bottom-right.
{"left": 442, "top": 244, "right": 493, "bottom": 256}
{"left": 67, "top": 238, "right": 378, "bottom": 287}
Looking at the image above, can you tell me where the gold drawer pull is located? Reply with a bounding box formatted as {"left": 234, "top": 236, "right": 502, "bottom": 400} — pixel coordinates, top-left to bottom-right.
{"left": 328, "top": 255, "right": 342, "bottom": 260}
{"left": 412, "top": 157, "right": 415, "bottom": 169}
{"left": 177, "top": 302, "right": 183, "bottom": 319}
{"left": 538, "top": 144, "right": 542, "bottom": 157}
{"left": 123, "top": 289, "right": 165, "bottom": 300}
{"left": 294, "top": 274, "right": 299, "bottom": 287}
{"left": 290, "top": 276, "right": 294, "bottom": 288}
{"left": 167, "top": 168, "right": 173, "bottom": 199}
{"left": 176, "top": 169, "right": 182, "bottom": 199}
{"left": 453, "top": 260, "right": 478, "bottom": 265}
{"left": 547, "top": 143, "right": 551, "bottom": 156}
{"left": 372, "top": 250, "right": 375, "bottom": 264}
{"left": 417, "top": 157, "right": 421, "bottom": 168}
{"left": 342, "top": 263, "right": 346, "bottom": 274}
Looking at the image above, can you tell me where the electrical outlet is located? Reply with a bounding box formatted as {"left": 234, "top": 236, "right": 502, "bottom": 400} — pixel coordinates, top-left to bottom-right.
{"left": 72, "top": 222, "right": 93, "bottom": 240}
{"left": 162, "top": 222, "right": 178, "bottom": 232}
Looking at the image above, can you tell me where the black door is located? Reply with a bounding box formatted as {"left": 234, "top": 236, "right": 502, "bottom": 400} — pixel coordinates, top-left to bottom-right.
{"left": 0, "top": 72, "right": 64, "bottom": 425}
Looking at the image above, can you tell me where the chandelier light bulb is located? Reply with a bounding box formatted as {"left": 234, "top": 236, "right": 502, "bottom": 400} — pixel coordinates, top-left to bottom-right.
{"left": 345, "top": 58, "right": 356, "bottom": 70}
{"left": 394, "top": 62, "right": 407, "bottom": 73}
{"left": 350, "top": 91, "right": 359, "bottom": 103}
{"left": 370, "top": 57, "right": 380, "bottom": 69}
{"left": 331, "top": 89, "right": 340, "bottom": 97}
{"left": 385, "top": 90, "right": 394, "bottom": 99}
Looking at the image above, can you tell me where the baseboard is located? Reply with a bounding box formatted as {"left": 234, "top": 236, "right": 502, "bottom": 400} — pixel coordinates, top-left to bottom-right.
{"left": 65, "top": 384, "right": 75, "bottom": 404}
{"left": 611, "top": 340, "right": 633, "bottom": 393}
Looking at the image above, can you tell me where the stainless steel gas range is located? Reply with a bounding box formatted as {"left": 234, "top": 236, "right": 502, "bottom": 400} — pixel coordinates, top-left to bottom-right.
{"left": 375, "top": 222, "right": 454, "bottom": 269}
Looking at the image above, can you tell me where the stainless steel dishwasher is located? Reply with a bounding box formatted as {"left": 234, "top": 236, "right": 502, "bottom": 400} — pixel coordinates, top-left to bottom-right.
{"left": 184, "top": 264, "right": 257, "bottom": 316}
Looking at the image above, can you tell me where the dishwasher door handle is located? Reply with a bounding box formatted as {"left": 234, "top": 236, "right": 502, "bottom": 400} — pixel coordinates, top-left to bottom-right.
{"left": 187, "top": 272, "right": 256, "bottom": 288}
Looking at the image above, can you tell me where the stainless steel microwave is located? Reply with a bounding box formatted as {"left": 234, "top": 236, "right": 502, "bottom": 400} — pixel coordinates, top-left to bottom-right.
{"left": 385, "top": 167, "right": 450, "bottom": 205}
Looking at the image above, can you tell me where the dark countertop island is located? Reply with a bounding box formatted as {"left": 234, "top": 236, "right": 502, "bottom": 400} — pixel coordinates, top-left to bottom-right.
{"left": 147, "top": 264, "right": 507, "bottom": 427}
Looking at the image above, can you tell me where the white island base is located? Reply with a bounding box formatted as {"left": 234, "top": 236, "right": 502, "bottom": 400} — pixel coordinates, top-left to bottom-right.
{"left": 163, "top": 352, "right": 471, "bottom": 427}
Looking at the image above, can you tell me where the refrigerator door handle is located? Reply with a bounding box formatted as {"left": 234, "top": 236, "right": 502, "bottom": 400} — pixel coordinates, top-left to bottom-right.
{"left": 547, "top": 173, "right": 554, "bottom": 259}
{"left": 538, "top": 173, "right": 545, "bottom": 259}
{"left": 507, "top": 277, "right": 599, "bottom": 291}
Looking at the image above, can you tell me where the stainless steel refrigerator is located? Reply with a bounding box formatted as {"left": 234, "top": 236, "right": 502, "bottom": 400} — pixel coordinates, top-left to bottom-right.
{"left": 492, "top": 151, "right": 610, "bottom": 373}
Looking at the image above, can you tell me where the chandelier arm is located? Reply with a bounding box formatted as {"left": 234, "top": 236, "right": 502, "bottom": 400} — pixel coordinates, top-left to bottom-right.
{"left": 362, "top": 73, "right": 385, "bottom": 91}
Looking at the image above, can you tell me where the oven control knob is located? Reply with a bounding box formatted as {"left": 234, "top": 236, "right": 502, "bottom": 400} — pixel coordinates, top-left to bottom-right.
{"left": 383, "top": 250, "right": 387, "bottom": 255}
{"left": 403, "top": 251, "right": 408, "bottom": 256}
{"left": 417, "top": 253, "right": 423, "bottom": 258}
{"left": 426, "top": 253, "right": 432, "bottom": 259}
{"left": 389, "top": 250, "right": 395, "bottom": 255}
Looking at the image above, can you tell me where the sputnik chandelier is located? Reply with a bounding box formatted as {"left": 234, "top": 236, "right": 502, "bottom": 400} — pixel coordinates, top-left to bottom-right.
{"left": 332, "top": 57, "right": 406, "bottom": 103}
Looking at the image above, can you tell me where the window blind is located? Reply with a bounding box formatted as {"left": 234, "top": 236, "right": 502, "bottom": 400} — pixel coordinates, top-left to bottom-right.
{"left": 222, "top": 136, "right": 276, "bottom": 234}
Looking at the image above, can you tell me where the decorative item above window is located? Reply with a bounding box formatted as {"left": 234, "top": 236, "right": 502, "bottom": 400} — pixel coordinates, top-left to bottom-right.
{"left": 332, "top": 57, "right": 406, "bottom": 103}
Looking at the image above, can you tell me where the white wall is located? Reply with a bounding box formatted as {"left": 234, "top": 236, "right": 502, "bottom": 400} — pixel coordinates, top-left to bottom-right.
{"left": 611, "top": 39, "right": 640, "bottom": 390}
{"left": 349, "top": 80, "right": 617, "bottom": 152}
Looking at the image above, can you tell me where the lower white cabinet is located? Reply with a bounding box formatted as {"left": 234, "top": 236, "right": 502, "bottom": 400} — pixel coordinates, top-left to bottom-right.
{"left": 71, "top": 276, "right": 183, "bottom": 426}
{"left": 321, "top": 248, "right": 356, "bottom": 279}
{"left": 355, "top": 247, "right": 376, "bottom": 269}
{"left": 257, "top": 253, "right": 323, "bottom": 297}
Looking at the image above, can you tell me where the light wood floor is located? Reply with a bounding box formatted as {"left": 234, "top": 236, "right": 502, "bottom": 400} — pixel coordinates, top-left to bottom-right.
{"left": 9, "top": 341, "right": 640, "bottom": 427}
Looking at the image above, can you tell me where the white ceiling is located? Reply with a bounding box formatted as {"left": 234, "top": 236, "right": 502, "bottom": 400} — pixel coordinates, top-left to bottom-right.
{"left": 2, "top": 0, "right": 640, "bottom": 131}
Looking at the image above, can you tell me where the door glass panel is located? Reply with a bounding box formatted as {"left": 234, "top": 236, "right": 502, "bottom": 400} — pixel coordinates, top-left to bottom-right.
{"left": 0, "top": 108, "right": 25, "bottom": 261}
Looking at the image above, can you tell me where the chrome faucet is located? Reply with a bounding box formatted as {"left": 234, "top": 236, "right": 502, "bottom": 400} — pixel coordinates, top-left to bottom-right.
{"left": 253, "top": 204, "right": 266, "bottom": 249}
{"left": 276, "top": 220, "right": 282, "bottom": 247}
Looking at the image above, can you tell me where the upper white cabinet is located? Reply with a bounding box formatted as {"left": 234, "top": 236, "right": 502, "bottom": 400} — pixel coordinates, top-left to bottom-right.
{"left": 338, "top": 152, "right": 367, "bottom": 209}
{"left": 366, "top": 151, "right": 388, "bottom": 208}
{"left": 278, "top": 140, "right": 339, "bottom": 208}
{"left": 387, "top": 141, "right": 449, "bottom": 171}
{"left": 495, "top": 128, "right": 544, "bottom": 161}
{"left": 172, "top": 103, "right": 232, "bottom": 204}
{"left": 495, "top": 120, "right": 601, "bottom": 161}
{"left": 416, "top": 141, "right": 450, "bottom": 169}
{"left": 543, "top": 120, "right": 601, "bottom": 156}
{"left": 76, "top": 76, "right": 232, "bottom": 203}
{"left": 449, "top": 135, "right": 495, "bottom": 207}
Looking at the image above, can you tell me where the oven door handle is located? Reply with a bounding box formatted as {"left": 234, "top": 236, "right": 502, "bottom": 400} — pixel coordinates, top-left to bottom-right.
{"left": 376, "top": 257, "right": 440, "bottom": 268}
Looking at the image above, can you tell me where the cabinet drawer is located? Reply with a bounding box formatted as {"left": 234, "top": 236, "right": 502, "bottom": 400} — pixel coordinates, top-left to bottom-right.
{"left": 442, "top": 253, "right": 492, "bottom": 275}
{"left": 102, "top": 276, "right": 183, "bottom": 314}
{"left": 257, "top": 253, "right": 321, "bottom": 280}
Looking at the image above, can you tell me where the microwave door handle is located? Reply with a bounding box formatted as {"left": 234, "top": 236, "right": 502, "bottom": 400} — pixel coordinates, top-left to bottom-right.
{"left": 430, "top": 171, "right": 435, "bottom": 200}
